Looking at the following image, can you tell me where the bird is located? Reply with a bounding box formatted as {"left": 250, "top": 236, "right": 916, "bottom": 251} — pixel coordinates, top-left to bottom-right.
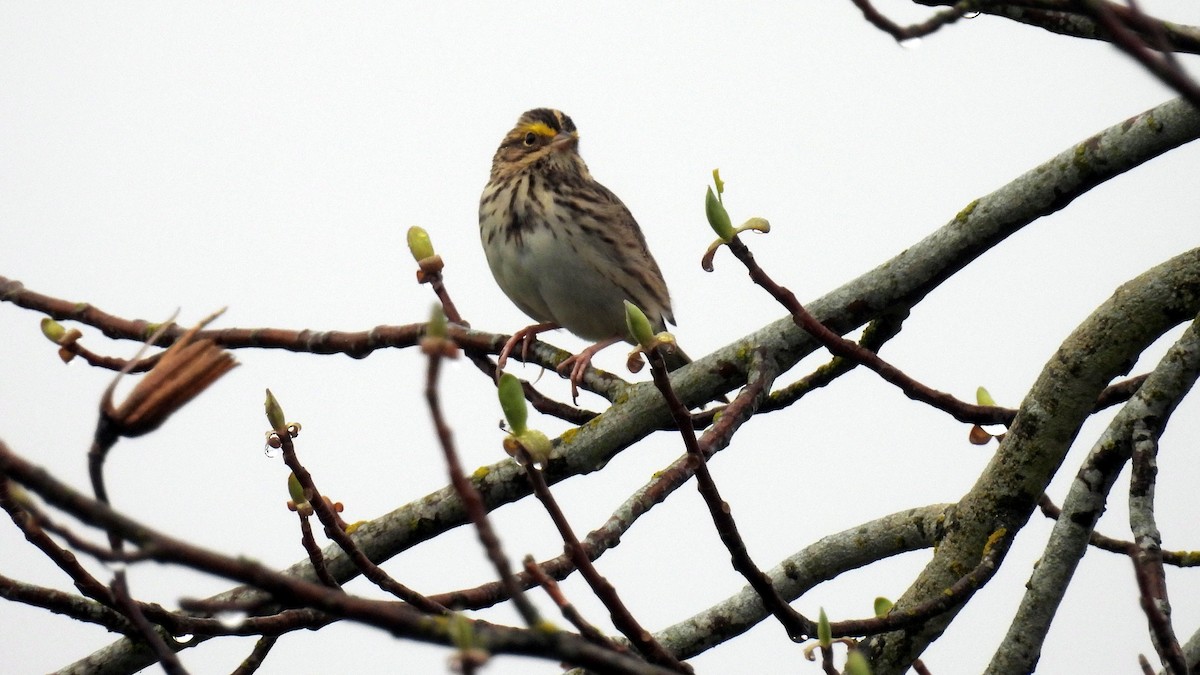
{"left": 479, "top": 108, "right": 691, "bottom": 398}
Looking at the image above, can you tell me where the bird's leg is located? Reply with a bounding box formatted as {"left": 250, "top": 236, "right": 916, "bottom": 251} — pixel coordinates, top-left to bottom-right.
{"left": 557, "top": 337, "right": 622, "bottom": 401}
{"left": 496, "top": 322, "right": 560, "bottom": 373}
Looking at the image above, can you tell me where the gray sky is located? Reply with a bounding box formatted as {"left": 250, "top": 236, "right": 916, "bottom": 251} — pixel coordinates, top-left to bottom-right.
{"left": 2, "top": 3, "right": 1199, "bottom": 673}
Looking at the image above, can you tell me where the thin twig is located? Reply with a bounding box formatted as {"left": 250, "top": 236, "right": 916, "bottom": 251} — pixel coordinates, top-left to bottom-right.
{"left": 424, "top": 350, "right": 543, "bottom": 628}
{"left": 22, "top": 500, "right": 157, "bottom": 563}
{"left": 59, "top": 340, "right": 164, "bottom": 372}
{"left": 277, "top": 432, "right": 447, "bottom": 613}
{"left": 296, "top": 513, "right": 340, "bottom": 589}
{"left": 850, "top": 0, "right": 970, "bottom": 40}
{"left": 820, "top": 644, "right": 837, "bottom": 674}
{"left": 725, "top": 237, "right": 1008, "bottom": 425}
{"left": 523, "top": 556, "right": 627, "bottom": 653}
{"left": 3, "top": 478, "right": 335, "bottom": 643}
{"left": 1037, "top": 495, "right": 1198, "bottom": 566}
{"left": 87, "top": 437, "right": 121, "bottom": 551}
{"left": 909, "top": 0, "right": 1200, "bottom": 54}
{"left": 827, "top": 531, "right": 1007, "bottom": 637}
{"left": 0, "top": 477, "right": 118, "bottom": 608}
{"left": 646, "top": 346, "right": 816, "bottom": 642}
{"left": 0, "top": 571, "right": 133, "bottom": 636}
{"left": 230, "top": 635, "right": 279, "bottom": 675}
{"left": 110, "top": 571, "right": 187, "bottom": 675}
{"left": 520, "top": 452, "right": 691, "bottom": 672}
{"left": 1084, "top": 0, "right": 1200, "bottom": 109}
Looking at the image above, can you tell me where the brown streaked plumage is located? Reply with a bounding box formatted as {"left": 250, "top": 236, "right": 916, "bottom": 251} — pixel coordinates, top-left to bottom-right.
{"left": 479, "top": 108, "right": 688, "bottom": 397}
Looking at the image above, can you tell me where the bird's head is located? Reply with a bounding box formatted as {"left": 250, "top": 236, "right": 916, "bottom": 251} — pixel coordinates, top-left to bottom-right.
{"left": 490, "top": 108, "right": 587, "bottom": 179}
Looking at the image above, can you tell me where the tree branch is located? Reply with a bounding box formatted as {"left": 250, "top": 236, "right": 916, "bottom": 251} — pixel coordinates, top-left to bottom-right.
{"left": 987, "top": 313, "right": 1200, "bottom": 672}
{"left": 865, "top": 249, "right": 1200, "bottom": 673}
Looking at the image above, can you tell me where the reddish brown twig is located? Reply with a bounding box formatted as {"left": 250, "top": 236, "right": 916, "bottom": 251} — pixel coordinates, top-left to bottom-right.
{"left": 1083, "top": 0, "right": 1200, "bottom": 109}
{"left": 0, "top": 570, "right": 133, "bottom": 636}
{"left": 110, "top": 571, "right": 187, "bottom": 674}
{"left": 59, "top": 339, "right": 164, "bottom": 372}
{"left": 693, "top": 310, "right": 909, "bottom": 429}
{"left": 414, "top": 257, "right": 468, "bottom": 328}
{"left": 0, "top": 477, "right": 119, "bottom": 608}
{"left": 7, "top": 274, "right": 603, "bottom": 423}
{"left": 724, "top": 237, "right": 1010, "bottom": 425}
{"left": 295, "top": 513, "right": 340, "bottom": 589}
{"left": 519, "top": 452, "right": 691, "bottom": 672}
{"left": 1037, "top": 494, "right": 1198, "bottom": 566}
{"left": 23, "top": 504, "right": 157, "bottom": 563}
{"left": 646, "top": 346, "right": 816, "bottom": 642}
{"left": 275, "top": 430, "right": 447, "bottom": 613}
{"left": 908, "top": 0, "right": 1200, "bottom": 54}
{"left": 423, "top": 348, "right": 543, "bottom": 628}
{"left": 522, "top": 556, "right": 627, "bottom": 653}
{"left": 827, "top": 530, "right": 1007, "bottom": 637}
{"left": 820, "top": 643, "right": 837, "bottom": 674}
{"left": 850, "top": 0, "right": 969, "bottom": 40}
{"left": 231, "top": 635, "right": 278, "bottom": 675}
{"left": 3, "top": 478, "right": 338, "bottom": 644}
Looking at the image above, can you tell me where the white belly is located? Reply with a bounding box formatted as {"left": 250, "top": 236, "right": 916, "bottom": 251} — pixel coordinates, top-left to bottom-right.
{"left": 484, "top": 225, "right": 629, "bottom": 342}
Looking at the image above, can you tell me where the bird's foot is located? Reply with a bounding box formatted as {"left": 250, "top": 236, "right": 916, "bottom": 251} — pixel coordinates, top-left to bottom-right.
{"left": 496, "top": 322, "right": 559, "bottom": 376}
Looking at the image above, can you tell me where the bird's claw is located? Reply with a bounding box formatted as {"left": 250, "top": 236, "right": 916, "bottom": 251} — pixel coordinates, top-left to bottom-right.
{"left": 496, "top": 322, "right": 558, "bottom": 379}
{"left": 555, "top": 354, "right": 592, "bottom": 403}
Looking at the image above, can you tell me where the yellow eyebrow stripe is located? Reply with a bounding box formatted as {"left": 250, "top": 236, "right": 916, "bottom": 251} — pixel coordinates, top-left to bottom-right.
{"left": 520, "top": 122, "right": 557, "bottom": 138}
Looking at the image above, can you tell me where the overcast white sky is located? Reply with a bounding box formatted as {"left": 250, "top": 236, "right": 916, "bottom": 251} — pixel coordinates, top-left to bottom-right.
{"left": 2, "top": 3, "right": 1199, "bottom": 674}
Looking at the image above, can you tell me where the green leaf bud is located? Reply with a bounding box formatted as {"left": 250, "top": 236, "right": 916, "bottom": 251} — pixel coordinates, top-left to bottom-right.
{"left": 264, "top": 388, "right": 287, "bottom": 435}
{"left": 845, "top": 650, "right": 872, "bottom": 675}
{"left": 623, "top": 300, "right": 655, "bottom": 350}
{"left": 873, "top": 597, "right": 894, "bottom": 617}
{"left": 40, "top": 317, "right": 66, "bottom": 343}
{"left": 817, "top": 607, "right": 831, "bottom": 647}
{"left": 287, "top": 472, "right": 307, "bottom": 506}
{"left": 705, "top": 186, "right": 734, "bottom": 241}
{"left": 407, "top": 226, "right": 436, "bottom": 262}
{"left": 497, "top": 373, "right": 527, "bottom": 435}
{"left": 427, "top": 304, "right": 448, "bottom": 339}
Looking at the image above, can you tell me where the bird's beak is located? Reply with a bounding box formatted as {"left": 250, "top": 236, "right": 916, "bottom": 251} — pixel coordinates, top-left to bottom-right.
{"left": 550, "top": 131, "right": 579, "bottom": 152}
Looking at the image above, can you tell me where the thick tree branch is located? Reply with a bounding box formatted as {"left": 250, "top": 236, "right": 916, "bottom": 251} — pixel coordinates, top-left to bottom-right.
{"left": 648, "top": 505, "right": 950, "bottom": 661}
{"left": 866, "top": 249, "right": 1200, "bottom": 673}
{"left": 988, "top": 313, "right": 1200, "bottom": 673}
{"left": 913, "top": 0, "right": 1200, "bottom": 54}
{"left": 1129, "top": 418, "right": 1187, "bottom": 673}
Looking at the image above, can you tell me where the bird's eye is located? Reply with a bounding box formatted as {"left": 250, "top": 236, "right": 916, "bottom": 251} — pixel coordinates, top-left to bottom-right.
{"left": 523, "top": 132, "right": 537, "bottom": 147}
